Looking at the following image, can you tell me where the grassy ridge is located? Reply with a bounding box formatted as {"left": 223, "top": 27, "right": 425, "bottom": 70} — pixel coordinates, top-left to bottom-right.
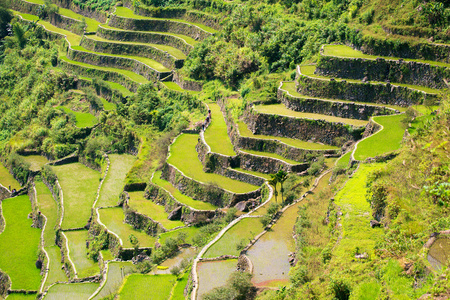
{"left": 240, "top": 149, "right": 302, "bottom": 165}
{"left": 21, "top": 155, "right": 48, "bottom": 172}
{"left": 152, "top": 171, "right": 218, "bottom": 210}
{"left": 127, "top": 191, "right": 184, "bottom": 230}
{"left": 354, "top": 114, "right": 405, "bottom": 161}
{"left": 64, "top": 230, "right": 99, "bottom": 278}
{"left": 204, "top": 103, "right": 236, "bottom": 156}
{"left": 167, "top": 133, "right": 259, "bottom": 193}
{"left": 59, "top": 106, "right": 97, "bottom": 128}
{"left": 97, "top": 154, "right": 135, "bottom": 208}
{"left": 0, "top": 196, "right": 41, "bottom": 290}
{"left": 0, "top": 163, "right": 21, "bottom": 191}
{"left": 118, "top": 274, "right": 177, "bottom": 300}
{"left": 98, "top": 207, "right": 156, "bottom": 248}
{"left": 51, "top": 163, "right": 100, "bottom": 229}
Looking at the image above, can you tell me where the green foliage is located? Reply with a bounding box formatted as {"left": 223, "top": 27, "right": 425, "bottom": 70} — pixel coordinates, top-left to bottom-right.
{"left": 73, "top": 0, "right": 117, "bottom": 11}
{"left": 328, "top": 277, "right": 351, "bottom": 300}
{"left": 203, "top": 271, "right": 256, "bottom": 300}
{"left": 87, "top": 226, "right": 109, "bottom": 262}
{"left": 7, "top": 153, "right": 31, "bottom": 185}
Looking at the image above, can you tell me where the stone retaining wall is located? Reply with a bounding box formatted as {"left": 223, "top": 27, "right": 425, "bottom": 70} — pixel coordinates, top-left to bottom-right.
{"left": 217, "top": 98, "right": 338, "bottom": 162}
{"left": 53, "top": 0, "right": 108, "bottom": 23}
{"left": 108, "top": 15, "right": 211, "bottom": 41}
{"left": 296, "top": 73, "right": 438, "bottom": 107}
{"left": 135, "top": 6, "right": 221, "bottom": 30}
{"left": 123, "top": 205, "right": 166, "bottom": 235}
{"left": 80, "top": 36, "right": 184, "bottom": 70}
{"left": 278, "top": 88, "right": 397, "bottom": 120}
{"left": 67, "top": 48, "right": 171, "bottom": 81}
{"left": 76, "top": 78, "right": 127, "bottom": 102}
{"left": 10, "top": 0, "right": 85, "bottom": 35}
{"left": 0, "top": 186, "right": 11, "bottom": 202}
{"left": 358, "top": 38, "right": 450, "bottom": 64}
{"left": 97, "top": 26, "right": 193, "bottom": 56}
{"left": 317, "top": 55, "right": 449, "bottom": 89}
{"left": 59, "top": 59, "right": 140, "bottom": 93}
{"left": 161, "top": 163, "right": 261, "bottom": 208}
{"left": 244, "top": 108, "right": 364, "bottom": 146}
{"left": 173, "top": 72, "right": 203, "bottom": 91}
{"left": 145, "top": 182, "right": 219, "bottom": 225}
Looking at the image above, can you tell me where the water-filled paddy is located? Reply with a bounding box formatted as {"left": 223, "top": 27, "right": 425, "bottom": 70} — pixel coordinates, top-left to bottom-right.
{"left": 197, "top": 259, "right": 237, "bottom": 298}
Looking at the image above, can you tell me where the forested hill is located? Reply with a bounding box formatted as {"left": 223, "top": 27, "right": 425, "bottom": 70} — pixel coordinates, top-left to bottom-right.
{"left": 0, "top": 0, "right": 449, "bottom": 299}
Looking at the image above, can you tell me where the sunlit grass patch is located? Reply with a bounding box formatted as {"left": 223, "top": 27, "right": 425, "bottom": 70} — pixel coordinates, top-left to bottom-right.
{"left": 64, "top": 230, "right": 100, "bottom": 278}
{"left": 118, "top": 273, "right": 177, "bottom": 300}
{"left": 92, "top": 261, "right": 137, "bottom": 300}
{"left": 59, "top": 106, "right": 97, "bottom": 128}
{"left": 44, "top": 282, "right": 99, "bottom": 300}
{"left": 20, "top": 155, "right": 49, "bottom": 172}
{"left": 204, "top": 103, "right": 236, "bottom": 156}
{"left": 0, "top": 163, "right": 21, "bottom": 191}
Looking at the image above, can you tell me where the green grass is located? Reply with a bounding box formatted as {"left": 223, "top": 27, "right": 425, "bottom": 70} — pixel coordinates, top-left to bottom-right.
{"left": 20, "top": 155, "right": 49, "bottom": 172}
{"left": 98, "top": 207, "right": 156, "bottom": 248}
{"left": 171, "top": 272, "right": 189, "bottom": 300}
{"left": 92, "top": 261, "right": 137, "bottom": 300}
{"left": 159, "top": 226, "right": 200, "bottom": 245}
{"left": 87, "top": 35, "right": 186, "bottom": 59}
{"left": 354, "top": 114, "right": 405, "bottom": 161}
{"left": 161, "top": 81, "right": 200, "bottom": 95}
{"left": 51, "top": 163, "right": 101, "bottom": 229}
{"left": 237, "top": 121, "right": 339, "bottom": 150}
{"left": 127, "top": 191, "right": 185, "bottom": 230}
{"left": 336, "top": 150, "right": 352, "bottom": 168}
{"left": 0, "top": 195, "right": 41, "bottom": 290}
{"left": 100, "top": 25, "right": 198, "bottom": 46}
{"left": 35, "top": 180, "right": 59, "bottom": 247}
{"left": 44, "top": 282, "right": 99, "bottom": 300}
{"left": 64, "top": 230, "right": 100, "bottom": 278}
{"left": 21, "top": 0, "right": 101, "bottom": 32}
{"left": 118, "top": 274, "right": 177, "bottom": 300}
{"left": 152, "top": 171, "right": 218, "bottom": 210}
{"left": 13, "top": 11, "right": 82, "bottom": 46}
{"left": 204, "top": 103, "right": 236, "bottom": 156}
{"left": 45, "top": 246, "right": 68, "bottom": 287}
{"left": 5, "top": 294, "right": 38, "bottom": 300}
{"left": 71, "top": 45, "right": 170, "bottom": 72}
{"left": 280, "top": 81, "right": 407, "bottom": 112}
{"left": 114, "top": 7, "right": 217, "bottom": 34}
{"left": 97, "top": 154, "right": 135, "bottom": 208}
{"left": 59, "top": 56, "right": 148, "bottom": 84}
{"left": 240, "top": 149, "right": 302, "bottom": 165}
{"left": 255, "top": 104, "right": 368, "bottom": 126}
{"left": 323, "top": 44, "right": 450, "bottom": 68}
{"left": 100, "top": 98, "right": 115, "bottom": 111}
{"left": 76, "top": 75, "right": 134, "bottom": 97}
{"left": 300, "top": 65, "right": 440, "bottom": 94}
{"left": 59, "top": 106, "right": 97, "bottom": 128}
{"left": 0, "top": 163, "right": 21, "bottom": 191}
{"left": 100, "top": 249, "right": 114, "bottom": 261}
{"left": 204, "top": 217, "right": 263, "bottom": 258}
{"left": 168, "top": 134, "right": 260, "bottom": 193}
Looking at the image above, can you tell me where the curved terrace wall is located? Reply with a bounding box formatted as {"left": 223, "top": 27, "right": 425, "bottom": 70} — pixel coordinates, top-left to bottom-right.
{"left": 278, "top": 88, "right": 397, "bottom": 120}
{"left": 80, "top": 36, "right": 184, "bottom": 69}
{"left": 145, "top": 183, "right": 218, "bottom": 225}
{"left": 67, "top": 48, "right": 172, "bottom": 81}
{"left": 358, "top": 37, "right": 450, "bottom": 64}
{"left": 217, "top": 98, "right": 338, "bottom": 162}
{"left": 108, "top": 15, "right": 211, "bottom": 41}
{"left": 316, "top": 55, "right": 449, "bottom": 89}
{"left": 161, "top": 163, "right": 261, "bottom": 208}
{"left": 53, "top": 0, "right": 108, "bottom": 23}
{"left": 59, "top": 59, "right": 139, "bottom": 92}
{"left": 97, "top": 26, "right": 193, "bottom": 56}
{"left": 135, "top": 6, "right": 221, "bottom": 31}
{"left": 296, "top": 73, "right": 438, "bottom": 107}
{"left": 243, "top": 107, "right": 364, "bottom": 146}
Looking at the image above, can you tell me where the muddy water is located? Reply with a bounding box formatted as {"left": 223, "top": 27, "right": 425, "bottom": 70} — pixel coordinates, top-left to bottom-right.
{"left": 153, "top": 247, "right": 197, "bottom": 275}
{"left": 428, "top": 238, "right": 450, "bottom": 269}
{"left": 197, "top": 259, "right": 238, "bottom": 299}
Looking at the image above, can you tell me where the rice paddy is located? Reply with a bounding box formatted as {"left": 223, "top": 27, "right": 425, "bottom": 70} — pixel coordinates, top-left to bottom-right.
{"left": 204, "top": 103, "right": 236, "bottom": 156}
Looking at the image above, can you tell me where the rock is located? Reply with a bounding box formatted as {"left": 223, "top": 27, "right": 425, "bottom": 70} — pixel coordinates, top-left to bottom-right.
{"left": 167, "top": 206, "right": 182, "bottom": 221}
{"left": 132, "top": 253, "right": 150, "bottom": 264}
{"left": 235, "top": 201, "right": 248, "bottom": 212}
{"left": 370, "top": 220, "right": 382, "bottom": 228}
{"left": 355, "top": 252, "right": 368, "bottom": 259}
{"left": 362, "top": 76, "right": 369, "bottom": 83}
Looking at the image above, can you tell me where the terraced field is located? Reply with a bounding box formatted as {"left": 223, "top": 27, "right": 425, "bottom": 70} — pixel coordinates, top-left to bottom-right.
{"left": 0, "top": 163, "right": 21, "bottom": 191}
{"left": 63, "top": 230, "right": 100, "bottom": 278}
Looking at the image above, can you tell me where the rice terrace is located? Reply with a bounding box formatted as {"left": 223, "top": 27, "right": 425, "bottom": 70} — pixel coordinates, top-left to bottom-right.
{"left": 0, "top": 0, "right": 449, "bottom": 299}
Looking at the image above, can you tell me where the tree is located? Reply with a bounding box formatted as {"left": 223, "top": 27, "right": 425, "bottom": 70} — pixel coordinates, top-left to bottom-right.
{"left": 276, "top": 169, "right": 288, "bottom": 204}
{"left": 268, "top": 174, "right": 279, "bottom": 203}
{"left": 0, "top": 0, "right": 12, "bottom": 40}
